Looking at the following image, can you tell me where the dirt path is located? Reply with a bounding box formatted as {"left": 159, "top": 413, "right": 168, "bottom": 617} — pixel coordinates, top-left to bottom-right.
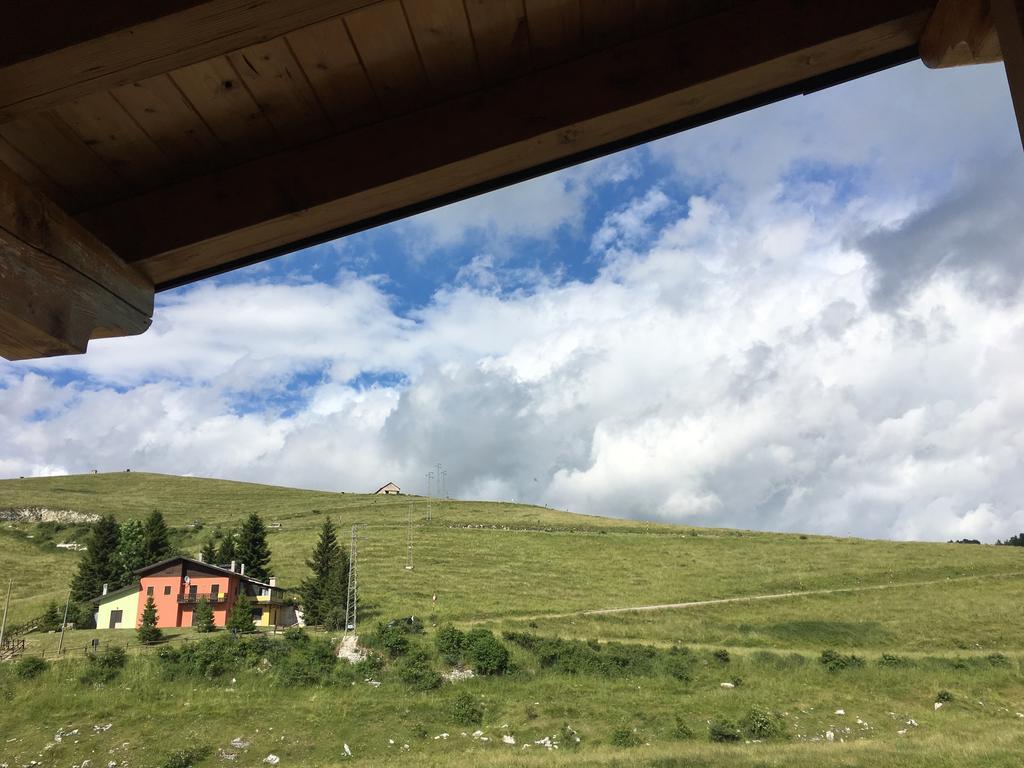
{"left": 486, "top": 570, "right": 1023, "bottom": 623}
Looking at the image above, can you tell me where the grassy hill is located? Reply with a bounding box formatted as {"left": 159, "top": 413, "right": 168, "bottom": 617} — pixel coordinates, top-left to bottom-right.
{"left": 1, "top": 472, "right": 1023, "bottom": 767}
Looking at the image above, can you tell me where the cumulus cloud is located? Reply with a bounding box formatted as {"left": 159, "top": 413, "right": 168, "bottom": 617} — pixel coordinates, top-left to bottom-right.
{"left": 2, "top": 62, "right": 1023, "bottom": 543}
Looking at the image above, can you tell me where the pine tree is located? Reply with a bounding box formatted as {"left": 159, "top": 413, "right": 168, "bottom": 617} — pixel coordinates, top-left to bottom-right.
{"left": 216, "top": 529, "right": 238, "bottom": 564}
{"left": 39, "top": 601, "right": 62, "bottom": 632}
{"left": 142, "top": 510, "right": 173, "bottom": 563}
{"left": 236, "top": 512, "right": 273, "bottom": 581}
{"left": 200, "top": 537, "right": 218, "bottom": 564}
{"left": 70, "top": 514, "right": 121, "bottom": 605}
{"left": 193, "top": 597, "right": 216, "bottom": 633}
{"left": 112, "top": 519, "right": 146, "bottom": 585}
{"left": 299, "top": 519, "right": 349, "bottom": 629}
{"left": 227, "top": 593, "right": 254, "bottom": 633}
{"left": 137, "top": 596, "right": 162, "bottom": 643}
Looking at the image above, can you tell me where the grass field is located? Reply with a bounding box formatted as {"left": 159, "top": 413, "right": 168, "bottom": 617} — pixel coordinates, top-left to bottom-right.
{"left": 1, "top": 472, "right": 1023, "bottom": 767}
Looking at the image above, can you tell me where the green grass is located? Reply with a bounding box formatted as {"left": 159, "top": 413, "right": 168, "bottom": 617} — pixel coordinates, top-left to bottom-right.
{"left": 2, "top": 472, "right": 1023, "bottom": 767}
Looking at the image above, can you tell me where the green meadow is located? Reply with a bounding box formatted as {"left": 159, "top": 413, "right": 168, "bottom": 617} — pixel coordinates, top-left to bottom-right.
{"left": 1, "top": 472, "right": 1023, "bottom": 767}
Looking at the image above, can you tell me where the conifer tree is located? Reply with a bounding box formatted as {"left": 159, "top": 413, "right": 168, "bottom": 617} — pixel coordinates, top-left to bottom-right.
{"left": 227, "top": 593, "right": 254, "bottom": 633}
{"left": 39, "top": 601, "right": 62, "bottom": 632}
{"left": 200, "top": 537, "right": 218, "bottom": 563}
{"left": 216, "top": 529, "right": 238, "bottom": 564}
{"left": 137, "top": 596, "right": 162, "bottom": 643}
{"left": 193, "top": 597, "right": 216, "bottom": 633}
{"left": 299, "top": 519, "right": 349, "bottom": 629}
{"left": 142, "top": 510, "right": 173, "bottom": 563}
{"left": 70, "top": 514, "right": 121, "bottom": 605}
{"left": 113, "top": 519, "right": 146, "bottom": 585}
{"left": 236, "top": 512, "right": 273, "bottom": 581}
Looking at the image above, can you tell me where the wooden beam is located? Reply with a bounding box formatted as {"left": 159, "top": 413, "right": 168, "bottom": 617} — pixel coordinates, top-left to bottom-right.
{"left": 77, "top": 0, "right": 933, "bottom": 288}
{"left": 0, "top": 0, "right": 383, "bottom": 124}
{"left": 921, "top": 0, "right": 1002, "bottom": 67}
{"left": 993, "top": 0, "right": 1024, "bottom": 148}
{"left": 0, "top": 162, "right": 153, "bottom": 360}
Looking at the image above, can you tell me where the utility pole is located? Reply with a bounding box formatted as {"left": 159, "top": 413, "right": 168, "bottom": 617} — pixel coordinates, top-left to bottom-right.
{"left": 405, "top": 502, "right": 414, "bottom": 571}
{"left": 0, "top": 579, "right": 11, "bottom": 649}
{"left": 441, "top": 469, "right": 448, "bottom": 499}
{"left": 57, "top": 588, "right": 71, "bottom": 655}
{"left": 344, "top": 526, "right": 359, "bottom": 633}
{"left": 425, "top": 471, "right": 434, "bottom": 522}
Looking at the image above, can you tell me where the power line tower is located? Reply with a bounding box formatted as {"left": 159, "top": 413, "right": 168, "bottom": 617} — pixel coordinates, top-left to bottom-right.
{"left": 425, "top": 471, "right": 434, "bottom": 522}
{"left": 405, "top": 501, "right": 414, "bottom": 571}
{"left": 441, "top": 469, "right": 448, "bottom": 499}
{"left": 344, "top": 525, "right": 360, "bottom": 633}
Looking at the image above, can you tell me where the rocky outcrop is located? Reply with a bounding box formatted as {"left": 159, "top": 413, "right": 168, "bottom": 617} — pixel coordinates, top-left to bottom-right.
{"left": 0, "top": 507, "right": 100, "bottom": 524}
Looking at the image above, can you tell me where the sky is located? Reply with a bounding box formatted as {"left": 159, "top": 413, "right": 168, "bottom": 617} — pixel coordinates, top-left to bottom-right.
{"left": 2, "top": 61, "right": 1024, "bottom": 543}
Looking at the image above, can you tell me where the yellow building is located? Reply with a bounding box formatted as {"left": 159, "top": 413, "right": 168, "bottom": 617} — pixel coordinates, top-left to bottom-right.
{"left": 247, "top": 577, "right": 295, "bottom": 628}
{"left": 93, "top": 583, "right": 141, "bottom": 629}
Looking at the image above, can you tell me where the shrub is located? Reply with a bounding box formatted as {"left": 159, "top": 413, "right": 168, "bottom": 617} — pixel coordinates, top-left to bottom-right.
{"left": 740, "top": 705, "right": 785, "bottom": 740}
{"left": 610, "top": 726, "right": 641, "bottom": 747}
{"left": 452, "top": 691, "right": 483, "bottom": 725}
{"left": 987, "top": 653, "right": 1010, "bottom": 667}
{"left": 936, "top": 690, "right": 954, "bottom": 703}
{"left": 878, "top": 653, "right": 911, "bottom": 668}
{"left": 713, "top": 649, "right": 731, "bottom": 664}
{"left": 464, "top": 629, "right": 509, "bottom": 675}
{"left": 396, "top": 645, "right": 442, "bottom": 691}
{"left": 15, "top": 655, "right": 48, "bottom": 679}
{"left": 673, "top": 716, "right": 695, "bottom": 739}
{"left": 708, "top": 718, "right": 742, "bottom": 743}
{"left": 436, "top": 623, "right": 466, "bottom": 665}
{"left": 561, "top": 723, "right": 581, "bottom": 750}
{"left": 819, "top": 649, "right": 865, "bottom": 672}
{"left": 273, "top": 635, "right": 337, "bottom": 686}
{"left": 161, "top": 745, "right": 212, "bottom": 768}
{"left": 663, "top": 647, "right": 696, "bottom": 682}
{"left": 80, "top": 646, "right": 128, "bottom": 684}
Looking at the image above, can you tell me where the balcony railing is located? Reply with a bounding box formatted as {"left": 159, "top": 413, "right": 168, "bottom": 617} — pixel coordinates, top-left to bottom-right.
{"left": 177, "top": 592, "right": 228, "bottom": 604}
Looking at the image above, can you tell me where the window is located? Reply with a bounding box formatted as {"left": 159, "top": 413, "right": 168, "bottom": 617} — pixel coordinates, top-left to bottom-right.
{"left": 146, "top": 586, "right": 154, "bottom": 596}
{"left": 163, "top": 585, "right": 171, "bottom": 595}
{"left": 211, "top": 584, "right": 219, "bottom": 597}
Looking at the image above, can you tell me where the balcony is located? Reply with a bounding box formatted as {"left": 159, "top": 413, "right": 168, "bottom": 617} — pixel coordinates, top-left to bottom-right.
{"left": 177, "top": 592, "right": 228, "bottom": 605}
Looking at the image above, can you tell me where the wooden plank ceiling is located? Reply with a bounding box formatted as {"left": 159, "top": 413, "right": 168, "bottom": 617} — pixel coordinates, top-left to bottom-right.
{"left": 3, "top": 0, "right": 1009, "bottom": 360}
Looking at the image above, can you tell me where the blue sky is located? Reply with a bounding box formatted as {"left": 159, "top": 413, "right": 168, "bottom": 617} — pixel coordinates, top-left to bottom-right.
{"left": 3, "top": 61, "right": 1024, "bottom": 542}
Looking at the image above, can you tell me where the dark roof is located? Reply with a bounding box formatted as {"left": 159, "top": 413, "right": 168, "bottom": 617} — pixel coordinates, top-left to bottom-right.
{"left": 91, "top": 582, "right": 140, "bottom": 604}
{"left": 133, "top": 555, "right": 286, "bottom": 590}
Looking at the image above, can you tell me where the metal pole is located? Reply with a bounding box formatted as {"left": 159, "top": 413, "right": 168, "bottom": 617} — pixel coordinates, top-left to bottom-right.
{"left": 405, "top": 502, "right": 414, "bottom": 571}
{"left": 57, "top": 588, "right": 71, "bottom": 655}
{"left": 0, "top": 579, "right": 11, "bottom": 649}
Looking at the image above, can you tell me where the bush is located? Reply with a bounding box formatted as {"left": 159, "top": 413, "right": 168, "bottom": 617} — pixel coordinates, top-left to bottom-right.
{"left": 936, "top": 690, "right": 954, "bottom": 703}
{"left": 610, "top": 726, "right": 641, "bottom": 747}
{"left": 673, "top": 716, "right": 695, "bottom": 739}
{"left": 80, "top": 646, "right": 128, "bottom": 684}
{"left": 708, "top": 718, "right": 742, "bottom": 743}
{"left": 15, "top": 655, "right": 48, "bottom": 679}
{"left": 713, "top": 648, "right": 731, "bottom": 664}
{"left": 819, "top": 649, "right": 865, "bottom": 672}
{"left": 161, "top": 745, "right": 212, "bottom": 768}
{"left": 561, "top": 723, "right": 581, "bottom": 750}
{"left": 987, "top": 653, "right": 1010, "bottom": 667}
{"left": 878, "top": 653, "right": 911, "bottom": 668}
{"left": 663, "top": 647, "right": 696, "bottom": 681}
{"left": 396, "top": 645, "right": 442, "bottom": 690}
{"left": 436, "top": 623, "right": 465, "bottom": 665}
{"left": 464, "top": 629, "right": 509, "bottom": 675}
{"left": 740, "top": 705, "right": 785, "bottom": 740}
{"left": 452, "top": 691, "right": 483, "bottom": 726}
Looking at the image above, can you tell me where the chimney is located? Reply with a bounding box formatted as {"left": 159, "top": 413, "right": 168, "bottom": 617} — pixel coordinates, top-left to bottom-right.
{"left": 102, "top": 583, "right": 108, "bottom": 596}
{"left": 197, "top": 551, "right": 204, "bottom": 563}
{"left": 230, "top": 560, "right": 236, "bottom": 572}
{"left": 240, "top": 563, "right": 246, "bottom": 576}
{"left": 269, "top": 577, "right": 277, "bottom": 587}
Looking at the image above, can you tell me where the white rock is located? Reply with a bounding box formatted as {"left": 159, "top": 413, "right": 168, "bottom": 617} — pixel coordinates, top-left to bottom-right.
{"left": 93, "top": 724, "right": 113, "bottom": 733}
{"left": 502, "top": 735, "right": 516, "bottom": 745}
{"left": 907, "top": 719, "right": 918, "bottom": 727}
{"left": 1016, "top": 713, "right": 1024, "bottom": 719}
{"left": 388, "top": 739, "right": 394, "bottom": 745}
{"left": 263, "top": 755, "right": 280, "bottom": 765}
{"left": 720, "top": 682, "right": 735, "bottom": 688}
{"left": 934, "top": 702, "right": 943, "bottom": 710}
{"left": 343, "top": 743, "right": 352, "bottom": 757}
{"left": 825, "top": 731, "right": 834, "bottom": 742}
{"left": 230, "top": 738, "right": 250, "bottom": 749}
{"left": 834, "top": 709, "right": 845, "bottom": 715}
{"left": 897, "top": 729, "right": 908, "bottom": 736}
{"left": 472, "top": 730, "right": 484, "bottom": 738}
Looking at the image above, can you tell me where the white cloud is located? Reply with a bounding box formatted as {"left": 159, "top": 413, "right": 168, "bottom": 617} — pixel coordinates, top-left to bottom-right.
{"left": 2, "top": 62, "right": 1023, "bottom": 543}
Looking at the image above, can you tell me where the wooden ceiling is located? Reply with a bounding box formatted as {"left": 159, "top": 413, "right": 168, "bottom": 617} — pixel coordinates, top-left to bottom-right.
{"left": 1, "top": 0, "right": 1021, "bottom": 360}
